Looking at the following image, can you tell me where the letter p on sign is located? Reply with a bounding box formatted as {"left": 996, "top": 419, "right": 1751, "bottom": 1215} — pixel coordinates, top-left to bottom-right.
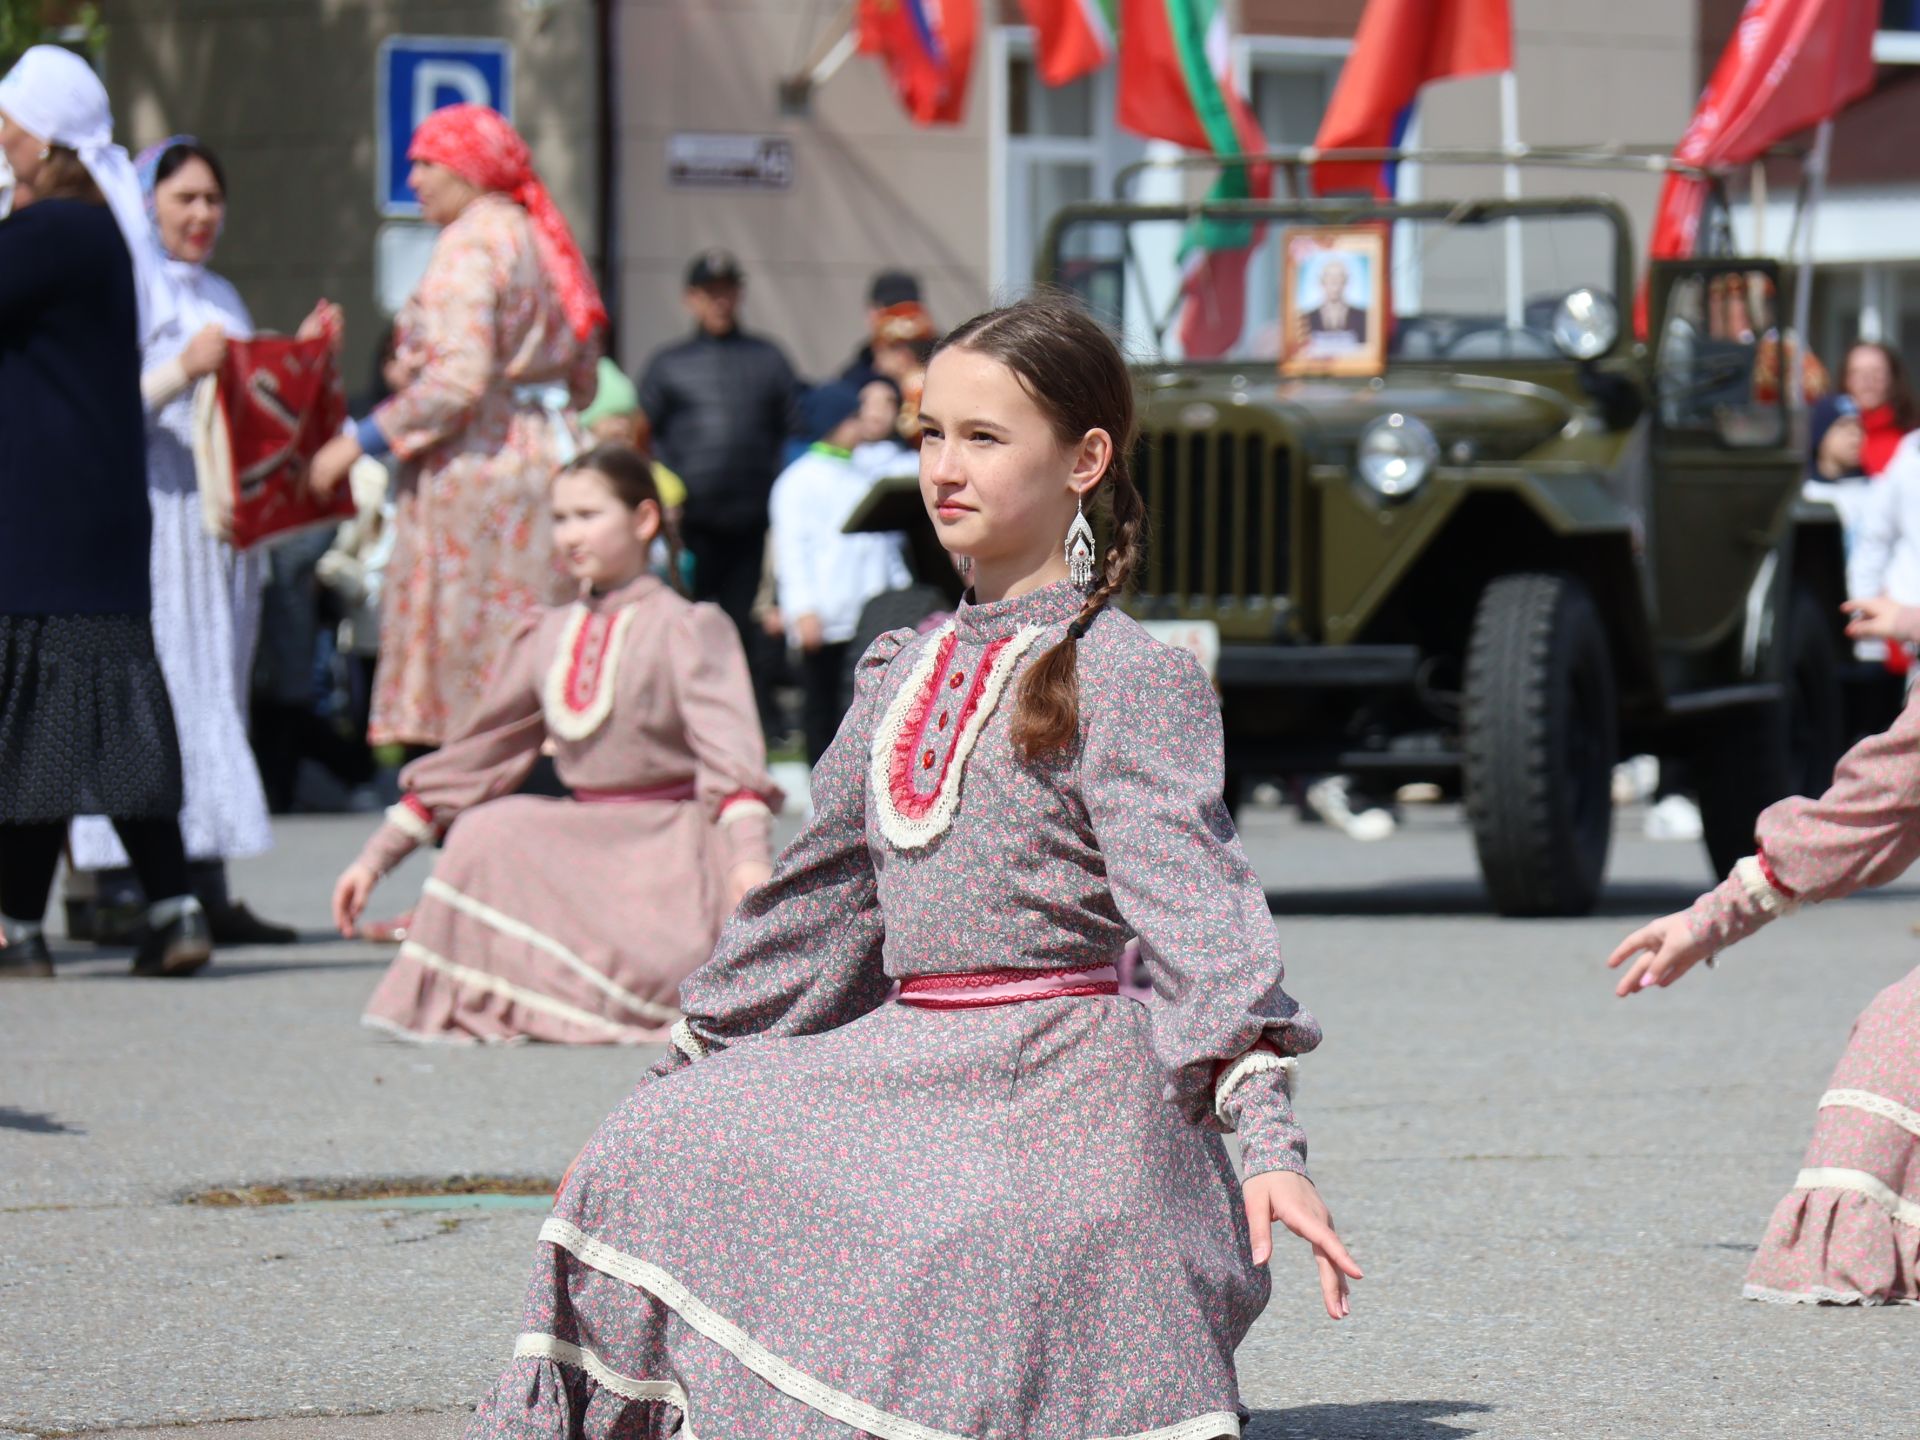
{"left": 377, "top": 36, "right": 514, "bottom": 217}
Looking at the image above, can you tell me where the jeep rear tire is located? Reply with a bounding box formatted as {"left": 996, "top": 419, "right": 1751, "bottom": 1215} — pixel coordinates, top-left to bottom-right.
{"left": 1464, "top": 573, "right": 1618, "bottom": 917}
{"left": 1694, "top": 587, "right": 1842, "bottom": 881}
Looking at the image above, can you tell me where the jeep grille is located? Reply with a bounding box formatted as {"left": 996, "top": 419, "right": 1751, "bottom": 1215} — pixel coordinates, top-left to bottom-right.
{"left": 1135, "top": 431, "right": 1291, "bottom": 610}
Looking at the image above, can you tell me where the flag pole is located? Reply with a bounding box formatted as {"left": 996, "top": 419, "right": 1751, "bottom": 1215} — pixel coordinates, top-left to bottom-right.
{"left": 1500, "top": 67, "right": 1523, "bottom": 330}
{"left": 1792, "top": 118, "right": 1833, "bottom": 408}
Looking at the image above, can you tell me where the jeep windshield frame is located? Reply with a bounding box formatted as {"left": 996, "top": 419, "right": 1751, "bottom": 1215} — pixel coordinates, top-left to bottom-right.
{"left": 1039, "top": 193, "right": 1639, "bottom": 368}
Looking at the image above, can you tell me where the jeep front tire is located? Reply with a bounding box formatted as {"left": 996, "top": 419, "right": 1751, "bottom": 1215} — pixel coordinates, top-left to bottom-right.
{"left": 1463, "top": 573, "right": 1619, "bottom": 917}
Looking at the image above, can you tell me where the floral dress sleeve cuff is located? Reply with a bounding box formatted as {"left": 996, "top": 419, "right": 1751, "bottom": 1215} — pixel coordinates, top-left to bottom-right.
{"left": 1685, "top": 851, "right": 1800, "bottom": 954}
{"left": 1215, "top": 1044, "right": 1309, "bottom": 1180}
{"left": 717, "top": 792, "right": 775, "bottom": 871}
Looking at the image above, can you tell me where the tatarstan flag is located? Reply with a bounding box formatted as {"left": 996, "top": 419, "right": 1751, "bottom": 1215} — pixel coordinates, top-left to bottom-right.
{"left": 1116, "top": 0, "right": 1271, "bottom": 356}
{"left": 1018, "top": 0, "right": 1117, "bottom": 86}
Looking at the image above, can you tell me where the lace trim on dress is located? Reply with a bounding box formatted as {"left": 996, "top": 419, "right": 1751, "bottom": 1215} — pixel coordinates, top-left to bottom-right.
{"left": 385, "top": 797, "right": 437, "bottom": 844}
{"left": 1793, "top": 1167, "right": 1920, "bottom": 1229}
{"left": 1742, "top": 1282, "right": 1920, "bottom": 1307}
{"left": 420, "top": 877, "right": 680, "bottom": 1024}
{"left": 538, "top": 1217, "right": 1244, "bottom": 1440}
{"left": 870, "top": 621, "right": 1046, "bottom": 850}
{"left": 1734, "top": 855, "right": 1800, "bottom": 921}
{"left": 543, "top": 603, "right": 639, "bottom": 742}
{"left": 669, "top": 1019, "right": 708, "bottom": 1062}
{"left": 1213, "top": 1045, "right": 1298, "bottom": 1130}
{"left": 389, "top": 940, "right": 648, "bottom": 1042}
{"left": 515, "top": 1333, "right": 695, "bottom": 1417}
{"left": 1820, "top": 1088, "right": 1920, "bottom": 1141}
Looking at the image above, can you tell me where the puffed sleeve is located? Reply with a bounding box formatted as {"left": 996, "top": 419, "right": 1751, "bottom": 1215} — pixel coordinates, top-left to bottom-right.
{"left": 656, "top": 627, "right": 912, "bottom": 1075}
{"left": 367, "top": 221, "right": 501, "bottom": 461}
{"left": 1687, "top": 690, "right": 1920, "bottom": 952}
{"left": 667, "top": 602, "right": 782, "bottom": 873}
{"left": 1081, "top": 636, "right": 1322, "bottom": 1180}
{"left": 350, "top": 616, "right": 547, "bottom": 876}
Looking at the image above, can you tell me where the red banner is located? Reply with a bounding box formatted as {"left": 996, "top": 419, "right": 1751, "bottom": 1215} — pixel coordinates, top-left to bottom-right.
{"left": 1648, "top": 0, "right": 1878, "bottom": 261}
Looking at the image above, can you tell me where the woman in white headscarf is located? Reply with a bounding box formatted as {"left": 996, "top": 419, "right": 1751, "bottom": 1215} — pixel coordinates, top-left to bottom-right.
{"left": 0, "top": 46, "right": 211, "bottom": 978}
{"left": 67, "top": 137, "right": 338, "bottom": 946}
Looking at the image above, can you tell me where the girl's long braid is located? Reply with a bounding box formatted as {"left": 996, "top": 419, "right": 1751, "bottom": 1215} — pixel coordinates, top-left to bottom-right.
{"left": 1011, "top": 453, "right": 1145, "bottom": 758}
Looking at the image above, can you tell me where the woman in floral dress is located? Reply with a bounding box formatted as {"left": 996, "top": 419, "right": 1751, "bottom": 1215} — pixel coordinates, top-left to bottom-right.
{"left": 311, "top": 104, "right": 603, "bottom": 748}
{"left": 464, "top": 294, "right": 1359, "bottom": 1440}
{"left": 1611, "top": 594, "right": 1920, "bottom": 1305}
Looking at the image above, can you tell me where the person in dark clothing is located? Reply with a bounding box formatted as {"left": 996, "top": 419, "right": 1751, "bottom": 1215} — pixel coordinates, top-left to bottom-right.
{"left": 0, "top": 46, "right": 212, "bottom": 979}
{"left": 839, "top": 268, "right": 922, "bottom": 388}
{"left": 636, "top": 248, "right": 798, "bottom": 731}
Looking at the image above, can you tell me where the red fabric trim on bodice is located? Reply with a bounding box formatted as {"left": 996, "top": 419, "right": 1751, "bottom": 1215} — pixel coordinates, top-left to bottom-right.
{"left": 887, "top": 630, "right": 1011, "bottom": 821}
{"left": 561, "top": 611, "right": 620, "bottom": 716}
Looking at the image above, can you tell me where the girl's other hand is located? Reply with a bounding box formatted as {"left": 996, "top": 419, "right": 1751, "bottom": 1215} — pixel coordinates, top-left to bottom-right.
{"left": 1242, "top": 1170, "right": 1361, "bottom": 1319}
{"left": 1607, "top": 911, "right": 1714, "bottom": 996}
{"left": 726, "top": 860, "right": 772, "bottom": 910}
{"left": 332, "top": 862, "right": 379, "bottom": 937}
{"left": 1843, "top": 596, "right": 1920, "bottom": 646}
{"left": 181, "top": 323, "right": 227, "bottom": 380}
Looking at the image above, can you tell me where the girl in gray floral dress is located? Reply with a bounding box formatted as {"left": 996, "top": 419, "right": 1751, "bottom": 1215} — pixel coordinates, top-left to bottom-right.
{"left": 468, "top": 294, "right": 1360, "bottom": 1440}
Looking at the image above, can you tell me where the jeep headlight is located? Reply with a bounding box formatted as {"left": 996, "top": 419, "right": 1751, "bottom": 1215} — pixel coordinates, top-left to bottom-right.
{"left": 1551, "top": 288, "right": 1619, "bottom": 361}
{"left": 1357, "top": 413, "right": 1438, "bottom": 499}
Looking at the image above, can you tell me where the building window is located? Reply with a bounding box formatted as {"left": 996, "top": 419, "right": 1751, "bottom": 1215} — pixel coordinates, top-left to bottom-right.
{"left": 995, "top": 31, "right": 1143, "bottom": 293}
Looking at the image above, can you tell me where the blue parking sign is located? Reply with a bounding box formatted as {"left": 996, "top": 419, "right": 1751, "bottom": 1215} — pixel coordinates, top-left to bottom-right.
{"left": 377, "top": 36, "right": 513, "bottom": 216}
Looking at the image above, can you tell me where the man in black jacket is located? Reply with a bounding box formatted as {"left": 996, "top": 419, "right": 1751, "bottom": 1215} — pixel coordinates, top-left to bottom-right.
{"left": 636, "top": 249, "right": 798, "bottom": 731}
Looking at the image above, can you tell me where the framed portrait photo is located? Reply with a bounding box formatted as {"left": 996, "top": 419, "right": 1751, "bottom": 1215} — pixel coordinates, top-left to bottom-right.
{"left": 1281, "top": 226, "right": 1388, "bottom": 378}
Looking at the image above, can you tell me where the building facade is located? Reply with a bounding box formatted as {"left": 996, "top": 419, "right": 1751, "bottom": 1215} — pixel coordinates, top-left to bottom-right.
{"left": 99, "top": 0, "right": 1699, "bottom": 384}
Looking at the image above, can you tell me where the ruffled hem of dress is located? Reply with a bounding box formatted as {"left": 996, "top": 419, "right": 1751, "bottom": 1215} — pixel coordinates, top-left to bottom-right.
{"left": 502, "top": 1217, "right": 1246, "bottom": 1440}
{"left": 1741, "top": 1182, "right": 1920, "bottom": 1307}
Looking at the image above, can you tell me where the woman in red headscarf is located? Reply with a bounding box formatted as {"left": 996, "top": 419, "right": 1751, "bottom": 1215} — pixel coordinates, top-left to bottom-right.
{"left": 310, "top": 104, "right": 605, "bottom": 751}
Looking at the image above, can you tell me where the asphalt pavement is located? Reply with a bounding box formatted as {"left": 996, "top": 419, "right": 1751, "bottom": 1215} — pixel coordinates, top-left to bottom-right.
{"left": 4, "top": 802, "right": 1916, "bottom": 1439}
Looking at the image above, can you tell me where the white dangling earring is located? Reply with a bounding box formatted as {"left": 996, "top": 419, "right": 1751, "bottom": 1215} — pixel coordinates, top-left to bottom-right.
{"left": 1065, "top": 496, "right": 1097, "bottom": 589}
{"left": 957, "top": 554, "right": 973, "bottom": 584}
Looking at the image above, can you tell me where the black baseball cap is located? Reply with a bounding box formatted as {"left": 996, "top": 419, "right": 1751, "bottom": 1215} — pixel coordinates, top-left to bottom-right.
{"left": 687, "top": 248, "right": 745, "bottom": 287}
{"left": 868, "top": 269, "right": 921, "bottom": 307}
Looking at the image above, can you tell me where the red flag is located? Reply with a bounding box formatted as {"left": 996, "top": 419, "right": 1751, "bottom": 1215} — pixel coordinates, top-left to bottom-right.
{"left": 1648, "top": 0, "right": 1878, "bottom": 261}
{"left": 1017, "top": 0, "right": 1116, "bottom": 87}
{"left": 857, "top": 0, "right": 977, "bottom": 126}
{"left": 1311, "top": 0, "right": 1512, "bottom": 197}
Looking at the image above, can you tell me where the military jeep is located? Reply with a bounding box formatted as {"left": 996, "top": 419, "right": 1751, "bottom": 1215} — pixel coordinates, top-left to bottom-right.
{"left": 1023, "top": 151, "right": 1875, "bottom": 917}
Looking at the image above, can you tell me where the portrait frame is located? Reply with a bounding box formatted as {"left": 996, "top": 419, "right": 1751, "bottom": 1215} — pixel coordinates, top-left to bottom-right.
{"left": 1280, "top": 226, "right": 1389, "bottom": 378}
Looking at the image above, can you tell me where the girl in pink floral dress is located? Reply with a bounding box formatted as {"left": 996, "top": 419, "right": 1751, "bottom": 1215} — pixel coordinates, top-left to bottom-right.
{"left": 1611, "top": 594, "right": 1920, "bottom": 1305}
{"left": 463, "top": 295, "right": 1360, "bottom": 1440}
{"left": 310, "top": 105, "right": 603, "bottom": 748}
{"left": 333, "top": 447, "right": 777, "bottom": 1045}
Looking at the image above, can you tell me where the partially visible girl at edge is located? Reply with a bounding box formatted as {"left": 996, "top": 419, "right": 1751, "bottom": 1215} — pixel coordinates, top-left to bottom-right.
{"left": 333, "top": 445, "right": 778, "bottom": 1045}
{"left": 1609, "top": 595, "right": 1920, "bottom": 1306}
{"left": 463, "top": 293, "right": 1359, "bottom": 1440}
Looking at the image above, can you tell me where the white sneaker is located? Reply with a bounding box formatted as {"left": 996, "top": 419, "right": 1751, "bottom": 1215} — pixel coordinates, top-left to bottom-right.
{"left": 1612, "top": 754, "right": 1660, "bottom": 807}
{"left": 1643, "top": 793, "right": 1704, "bottom": 842}
{"left": 1305, "top": 777, "right": 1397, "bottom": 842}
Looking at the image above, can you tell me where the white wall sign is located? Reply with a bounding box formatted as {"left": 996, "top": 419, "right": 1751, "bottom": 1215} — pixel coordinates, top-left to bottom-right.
{"left": 667, "top": 133, "right": 795, "bottom": 192}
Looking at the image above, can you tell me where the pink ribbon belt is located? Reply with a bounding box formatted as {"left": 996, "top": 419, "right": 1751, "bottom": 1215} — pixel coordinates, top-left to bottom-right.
{"left": 897, "top": 963, "right": 1121, "bottom": 1010}
{"left": 573, "top": 781, "right": 698, "bottom": 804}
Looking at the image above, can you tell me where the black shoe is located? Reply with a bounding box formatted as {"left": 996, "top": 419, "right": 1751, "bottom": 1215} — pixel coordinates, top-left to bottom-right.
{"left": 131, "top": 899, "right": 213, "bottom": 977}
{"left": 0, "top": 931, "right": 53, "bottom": 979}
{"left": 207, "top": 901, "right": 298, "bottom": 946}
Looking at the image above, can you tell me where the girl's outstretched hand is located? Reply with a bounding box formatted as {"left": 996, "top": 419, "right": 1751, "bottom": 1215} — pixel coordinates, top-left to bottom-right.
{"left": 332, "top": 861, "right": 379, "bottom": 937}
{"left": 1607, "top": 911, "right": 1714, "bottom": 996}
{"left": 1243, "top": 1170, "right": 1361, "bottom": 1319}
{"left": 1843, "top": 596, "right": 1920, "bottom": 646}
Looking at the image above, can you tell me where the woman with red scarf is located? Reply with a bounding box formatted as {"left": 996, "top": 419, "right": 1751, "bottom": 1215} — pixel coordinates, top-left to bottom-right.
{"left": 1841, "top": 341, "right": 1919, "bottom": 477}
{"left": 310, "top": 105, "right": 604, "bottom": 750}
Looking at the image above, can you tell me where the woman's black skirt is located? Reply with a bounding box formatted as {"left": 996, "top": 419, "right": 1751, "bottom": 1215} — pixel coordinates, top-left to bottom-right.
{"left": 0, "top": 614, "right": 183, "bottom": 822}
